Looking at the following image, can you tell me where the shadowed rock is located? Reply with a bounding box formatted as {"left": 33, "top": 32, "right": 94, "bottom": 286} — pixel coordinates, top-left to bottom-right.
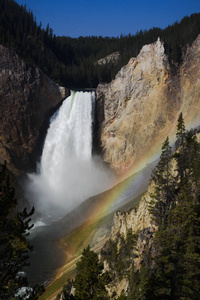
{"left": 0, "top": 45, "right": 69, "bottom": 175}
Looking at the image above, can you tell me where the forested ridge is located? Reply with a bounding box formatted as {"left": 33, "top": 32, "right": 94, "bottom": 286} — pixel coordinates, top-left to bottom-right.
{"left": 102, "top": 115, "right": 200, "bottom": 299}
{"left": 57, "top": 115, "right": 200, "bottom": 299}
{"left": 1, "top": 0, "right": 200, "bottom": 88}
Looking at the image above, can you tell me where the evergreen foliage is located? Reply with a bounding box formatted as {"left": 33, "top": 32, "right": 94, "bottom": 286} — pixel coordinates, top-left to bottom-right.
{"left": 98, "top": 113, "right": 200, "bottom": 300}
{"left": 101, "top": 229, "right": 137, "bottom": 282}
{"left": 57, "top": 113, "right": 200, "bottom": 300}
{"left": 74, "top": 246, "right": 110, "bottom": 299}
{"left": 57, "top": 246, "right": 111, "bottom": 299}
{"left": 127, "top": 114, "right": 200, "bottom": 299}
{"left": 174, "top": 112, "right": 187, "bottom": 182}
{"left": 0, "top": 0, "right": 200, "bottom": 88}
{"left": 150, "top": 136, "right": 175, "bottom": 228}
{"left": 0, "top": 162, "right": 44, "bottom": 299}
{"left": 56, "top": 280, "right": 74, "bottom": 300}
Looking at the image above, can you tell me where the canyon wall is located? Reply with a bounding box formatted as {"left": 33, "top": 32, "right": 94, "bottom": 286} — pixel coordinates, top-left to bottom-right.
{"left": 1, "top": 34, "right": 200, "bottom": 177}
{"left": 0, "top": 45, "right": 68, "bottom": 175}
{"left": 96, "top": 35, "right": 200, "bottom": 175}
{"left": 100, "top": 183, "right": 157, "bottom": 297}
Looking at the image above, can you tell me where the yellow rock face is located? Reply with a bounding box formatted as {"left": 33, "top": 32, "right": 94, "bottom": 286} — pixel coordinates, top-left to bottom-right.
{"left": 96, "top": 35, "right": 200, "bottom": 175}
{"left": 180, "top": 36, "right": 200, "bottom": 128}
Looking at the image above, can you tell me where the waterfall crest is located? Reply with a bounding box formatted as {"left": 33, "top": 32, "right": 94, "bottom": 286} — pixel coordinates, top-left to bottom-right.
{"left": 26, "top": 91, "right": 112, "bottom": 221}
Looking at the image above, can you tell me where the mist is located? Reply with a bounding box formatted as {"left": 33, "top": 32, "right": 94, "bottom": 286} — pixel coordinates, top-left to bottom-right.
{"left": 26, "top": 156, "right": 113, "bottom": 221}
{"left": 25, "top": 91, "right": 114, "bottom": 222}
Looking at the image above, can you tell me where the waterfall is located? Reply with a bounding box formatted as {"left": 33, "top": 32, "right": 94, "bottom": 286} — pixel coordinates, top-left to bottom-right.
{"left": 40, "top": 91, "right": 94, "bottom": 190}
{"left": 26, "top": 91, "right": 112, "bottom": 222}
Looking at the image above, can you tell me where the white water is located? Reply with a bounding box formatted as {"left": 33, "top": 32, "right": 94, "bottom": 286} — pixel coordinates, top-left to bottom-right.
{"left": 26, "top": 91, "right": 113, "bottom": 221}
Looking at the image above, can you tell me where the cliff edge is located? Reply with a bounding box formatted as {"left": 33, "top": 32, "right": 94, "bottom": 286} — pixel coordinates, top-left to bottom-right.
{"left": 0, "top": 45, "right": 68, "bottom": 175}
{"left": 96, "top": 35, "right": 200, "bottom": 174}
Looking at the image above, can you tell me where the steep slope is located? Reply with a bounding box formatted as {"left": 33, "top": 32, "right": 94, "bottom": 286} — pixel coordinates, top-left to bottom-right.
{"left": 99, "top": 131, "right": 200, "bottom": 298}
{"left": 96, "top": 35, "right": 200, "bottom": 175}
{"left": 101, "top": 185, "right": 155, "bottom": 297}
{"left": 0, "top": 45, "right": 68, "bottom": 175}
{"left": 180, "top": 35, "right": 200, "bottom": 127}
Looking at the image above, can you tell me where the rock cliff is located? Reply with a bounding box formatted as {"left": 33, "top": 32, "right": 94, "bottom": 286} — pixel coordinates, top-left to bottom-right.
{"left": 101, "top": 184, "right": 157, "bottom": 297}
{"left": 96, "top": 35, "right": 200, "bottom": 174}
{"left": 0, "top": 45, "right": 68, "bottom": 175}
{"left": 110, "top": 186, "right": 154, "bottom": 240}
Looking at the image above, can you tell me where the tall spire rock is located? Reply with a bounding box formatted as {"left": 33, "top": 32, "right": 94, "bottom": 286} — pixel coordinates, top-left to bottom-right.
{"left": 96, "top": 35, "right": 200, "bottom": 174}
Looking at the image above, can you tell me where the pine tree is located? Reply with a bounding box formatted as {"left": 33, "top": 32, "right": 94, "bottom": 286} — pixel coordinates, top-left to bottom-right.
{"left": 74, "top": 246, "right": 110, "bottom": 299}
{"left": 150, "top": 182, "right": 200, "bottom": 300}
{"left": 145, "top": 118, "right": 200, "bottom": 299}
{"left": 174, "top": 112, "right": 187, "bottom": 182}
{"left": 150, "top": 136, "right": 174, "bottom": 228}
{"left": 0, "top": 163, "right": 43, "bottom": 299}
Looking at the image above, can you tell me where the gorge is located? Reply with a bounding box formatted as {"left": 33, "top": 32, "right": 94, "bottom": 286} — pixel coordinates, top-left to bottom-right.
{"left": 0, "top": 7, "right": 200, "bottom": 298}
{"left": 41, "top": 34, "right": 200, "bottom": 298}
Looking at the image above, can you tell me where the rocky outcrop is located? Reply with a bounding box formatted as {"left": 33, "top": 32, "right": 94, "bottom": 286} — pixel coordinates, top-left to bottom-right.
{"left": 110, "top": 185, "right": 155, "bottom": 240}
{"left": 96, "top": 52, "right": 120, "bottom": 66}
{"left": 96, "top": 35, "right": 200, "bottom": 174}
{"left": 100, "top": 184, "right": 157, "bottom": 297}
{"left": 0, "top": 45, "right": 68, "bottom": 175}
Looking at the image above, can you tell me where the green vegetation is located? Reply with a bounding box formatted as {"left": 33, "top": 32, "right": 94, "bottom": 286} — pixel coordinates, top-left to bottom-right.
{"left": 101, "top": 228, "right": 137, "bottom": 283}
{"left": 59, "top": 114, "right": 200, "bottom": 299}
{"left": 1, "top": 0, "right": 200, "bottom": 88}
{"left": 39, "top": 270, "right": 74, "bottom": 300}
{"left": 41, "top": 191, "right": 144, "bottom": 299}
{"left": 58, "top": 212, "right": 115, "bottom": 260}
{"left": 3, "top": 111, "right": 199, "bottom": 299}
{"left": 57, "top": 246, "right": 111, "bottom": 300}
{"left": 0, "top": 163, "right": 44, "bottom": 299}
{"left": 127, "top": 114, "right": 200, "bottom": 299}
{"left": 40, "top": 214, "right": 114, "bottom": 300}
{"left": 149, "top": 136, "right": 174, "bottom": 228}
{"left": 1, "top": 2, "right": 200, "bottom": 298}
{"left": 74, "top": 246, "right": 110, "bottom": 299}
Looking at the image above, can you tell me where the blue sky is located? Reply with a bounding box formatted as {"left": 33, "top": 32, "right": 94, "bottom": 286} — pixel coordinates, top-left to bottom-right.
{"left": 15, "top": 0, "right": 200, "bottom": 38}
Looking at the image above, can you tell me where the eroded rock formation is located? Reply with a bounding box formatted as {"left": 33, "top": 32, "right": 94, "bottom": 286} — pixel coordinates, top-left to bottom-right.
{"left": 100, "top": 184, "right": 157, "bottom": 297}
{"left": 0, "top": 45, "right": 68, "bottom": 175}
{"left": 96, "top": 35, "right": 200, "bottom": 174}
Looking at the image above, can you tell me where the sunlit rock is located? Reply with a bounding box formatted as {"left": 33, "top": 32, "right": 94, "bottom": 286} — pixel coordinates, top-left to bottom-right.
{"left": 96, "top": 35, "right": 200, "bottom": 174}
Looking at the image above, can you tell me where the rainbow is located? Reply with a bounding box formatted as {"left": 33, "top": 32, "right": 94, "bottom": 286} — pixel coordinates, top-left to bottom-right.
{"left": 87, "top": 113, "right": 200, "bottom": 221}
